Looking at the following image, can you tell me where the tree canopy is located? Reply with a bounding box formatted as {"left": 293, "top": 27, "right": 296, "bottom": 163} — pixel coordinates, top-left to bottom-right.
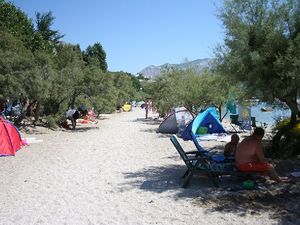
{"left": 216, "top": 0, "right": 300, "bottom": 124}
{"left": 216, "top": 0, "right": 300, "bottom": 156}
{"left": 0, "top": 0, "right": 142, "bottom": 128}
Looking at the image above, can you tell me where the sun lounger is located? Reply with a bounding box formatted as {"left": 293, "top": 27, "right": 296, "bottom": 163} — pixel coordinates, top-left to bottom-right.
{"left": 170, "top": 135, "right": 236, "bottom": 188}
{"left": 189, "top": 132, "right": 235, "bottom": 163}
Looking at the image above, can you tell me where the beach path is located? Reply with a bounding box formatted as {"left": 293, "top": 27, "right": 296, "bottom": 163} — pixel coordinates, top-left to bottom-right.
{"left": 0, "top": 108, "right": 276, "bottom": 225}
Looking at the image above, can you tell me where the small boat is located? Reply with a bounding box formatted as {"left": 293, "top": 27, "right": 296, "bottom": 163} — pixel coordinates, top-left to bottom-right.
{"left": 261, "top": 107, "right": 273, "bottom": 112}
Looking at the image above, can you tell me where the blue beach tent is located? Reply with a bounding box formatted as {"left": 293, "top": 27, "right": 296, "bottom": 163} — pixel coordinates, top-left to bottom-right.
{"left": 182, "top": 108, "right": 225, "bottom": 140}
{"left": 192, "top": 107, "right": 225, "bottom": 135}
{"left": 182, "top": 107, "right": 225, "bottom": 140}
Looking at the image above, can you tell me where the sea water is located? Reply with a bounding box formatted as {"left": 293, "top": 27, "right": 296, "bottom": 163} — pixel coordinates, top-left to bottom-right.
{"left": 222, "top": 103, "right": 290, "bottom": 127}
{"left": 251, "top": 103, "right": 290, "bottom": 126}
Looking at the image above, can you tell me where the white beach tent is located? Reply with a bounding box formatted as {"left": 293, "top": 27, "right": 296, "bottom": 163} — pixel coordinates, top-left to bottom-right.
{"left": 158, "top": 107, "right": 194, "bottom": 134}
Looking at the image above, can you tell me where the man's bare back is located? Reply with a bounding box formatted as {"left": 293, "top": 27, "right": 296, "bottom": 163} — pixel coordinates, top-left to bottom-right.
{"left": 235, "top": 127, "right": 289, "bottom": 183}
{"left": 235, "top": 136, "right": 266, "bottom": 166}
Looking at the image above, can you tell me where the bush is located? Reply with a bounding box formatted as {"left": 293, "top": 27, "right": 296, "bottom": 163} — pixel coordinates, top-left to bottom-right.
{"left": 45, "top": 115, "right": 59, "bottom": 129}
{"left": 271, "top": 119, "right": 300, "bottom": 158}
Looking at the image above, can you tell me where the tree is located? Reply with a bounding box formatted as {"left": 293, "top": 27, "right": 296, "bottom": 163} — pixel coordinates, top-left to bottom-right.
{"left": 35, "top": 11, "right": 64, "bottom": 52}
{"left": 83, "top": 43, "right": 107, "bottom": 72}
{"left": 0, "top": 1, "right": 35, "bottom": 49}
{"left": 216, "top": 0, "right": 300, "bottom": 124}
{"left": 0, "top": 30, "right": 34, "bottom": 100}
{"left": 216, "top": 0, "right": 300, "bottom": 156}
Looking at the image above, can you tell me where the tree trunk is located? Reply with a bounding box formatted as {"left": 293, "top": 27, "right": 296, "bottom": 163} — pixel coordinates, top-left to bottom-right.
{"left": 283, "top": 93, "right": 299, "bottom": 125}
{"left": 14, "top": 100, "right": 30, "bottom": 127}
{"left": 69, "top": 90, "right": 77, "bottom": 109}
{"left": 33, "top": 101, "right": 40, "bottom": 124}
{"left": 217, "top": 105, "right": 222, "bottom": 122}
{"left": 272, "top": 92, "right": 299, "bottom": 157}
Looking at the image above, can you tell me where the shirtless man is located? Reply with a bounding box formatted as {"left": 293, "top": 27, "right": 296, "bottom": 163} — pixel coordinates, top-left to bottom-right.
{"left": 235, "top": 127, "right": 288, "bottom": 183}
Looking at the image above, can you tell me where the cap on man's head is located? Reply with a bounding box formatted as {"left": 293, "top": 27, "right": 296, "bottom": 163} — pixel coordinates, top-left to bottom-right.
{"left": 254, "top": 127, "right": 265, "bottom": 137}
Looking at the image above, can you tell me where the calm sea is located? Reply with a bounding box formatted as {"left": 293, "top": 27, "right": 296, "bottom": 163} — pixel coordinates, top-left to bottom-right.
{"left": 222, "top": 103, "right": 290, "bottom": 126}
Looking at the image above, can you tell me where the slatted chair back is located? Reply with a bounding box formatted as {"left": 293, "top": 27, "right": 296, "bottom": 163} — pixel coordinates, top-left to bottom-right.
{"left": 170, "top": 135, "right": 194, "bottom": 169}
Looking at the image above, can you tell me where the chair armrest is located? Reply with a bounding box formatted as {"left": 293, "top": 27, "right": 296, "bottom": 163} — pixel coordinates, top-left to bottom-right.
{"left": 207, "top": 151, "right": 218, "bottom": 157}
{"left": 185, "top": 151, "right": 199, "bottom": 155}
{"left": 206, "top": 147, "right": 216, "bottom": 152}
{"left": 187, "top": 155, "right": 209, "bottom": 161}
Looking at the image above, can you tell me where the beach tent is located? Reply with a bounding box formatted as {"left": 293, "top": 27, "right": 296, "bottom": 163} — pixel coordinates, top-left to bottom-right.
{"left": 181, "top": 120, "right": 194, "bottom": 140}
{"left": 137, "top": 101, "right": 145, "bottom": 108}
{"left": 158, "top": 107, "right": 193, "bottom": 134}
{"left": 122, "top": 103, "right": 132, "bottom": 112}
{"left": 0, "top": 116, "right": 23, "bottom": 156}
{"left": 191, "top": 107, "right": 225, "bottom": 136}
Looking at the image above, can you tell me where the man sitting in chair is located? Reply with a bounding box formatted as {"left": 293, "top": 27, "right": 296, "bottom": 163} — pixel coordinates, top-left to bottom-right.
{"left": 235, "top": 127, "right": 289, "bottom": 183}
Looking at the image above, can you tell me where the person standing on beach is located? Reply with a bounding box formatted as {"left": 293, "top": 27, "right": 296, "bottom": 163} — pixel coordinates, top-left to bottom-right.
{"left": 235, "top": 127, "right": 289, "bottom": 183}
{"left": 144, "top": 99, "right": 149, "bottom": 119}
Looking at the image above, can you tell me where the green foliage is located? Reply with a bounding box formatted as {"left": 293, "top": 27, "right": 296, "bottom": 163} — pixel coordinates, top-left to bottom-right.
{"left": 0, "top": 1, "right": 35, "bottom": 49}
{"left": 272, "top": 119, "right": 300, "bottom": 157}
{"left": 144, "top": 68, "right": 233, "bottom": 117}
{"left": 0, "top": 1, "right": 146, "bottom": 128}
{"left": 83, "top": 43, "right": 107, "bottom": 71}
{"left": 217, "top": 0, "right": 300, "bottom": 123}
{"left": 276, "top": 119, "right": 300, "bottom": 139}
{"left": 45, "top": 115, "right": 59, "bottom": 129}
{"left": 33, "top": 11, "right": 64, "bottom": 53}
{"left": 35, "top": 11, "right": 64, "bottom": 44}
{"left": 0, "top": 30, "right": 34, "bottom": 99}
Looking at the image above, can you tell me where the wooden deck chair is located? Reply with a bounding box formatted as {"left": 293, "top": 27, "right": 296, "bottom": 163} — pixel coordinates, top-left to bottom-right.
{"left": 170, "top": 135, "right": 232, "bottom": 188}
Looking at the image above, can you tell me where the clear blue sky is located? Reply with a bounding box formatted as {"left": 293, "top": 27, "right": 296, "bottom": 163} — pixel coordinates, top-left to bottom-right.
{"left": 9, "top": 0, "right": 224, "bottom": 74}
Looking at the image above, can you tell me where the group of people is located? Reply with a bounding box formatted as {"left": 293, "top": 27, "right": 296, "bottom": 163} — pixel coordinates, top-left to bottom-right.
{"left": 64, "top": 106, "right": 96, "bottom": 130}
{"left": 224, "top": 127, "right": 289, "bottom": 183}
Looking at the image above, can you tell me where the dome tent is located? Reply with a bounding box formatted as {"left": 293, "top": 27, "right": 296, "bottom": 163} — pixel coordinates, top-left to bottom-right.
{"left": 158, "top": 107, "right": 193, "bottom": 134}
{"left": 0, "top": 116, "right": 23, "bottom": 156}
{"left": 181, "top": 107, "right": 226, "bottom": 140}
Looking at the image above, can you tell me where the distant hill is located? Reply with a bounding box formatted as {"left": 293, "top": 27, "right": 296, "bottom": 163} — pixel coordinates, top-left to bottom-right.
{"left": 139, "top": 58, "right": 213, "bottom": 79}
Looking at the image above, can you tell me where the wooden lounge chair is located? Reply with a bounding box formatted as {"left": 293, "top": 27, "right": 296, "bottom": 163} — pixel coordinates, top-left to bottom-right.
{"left": 170, "top": 135, "right": 235, "bottom": 188}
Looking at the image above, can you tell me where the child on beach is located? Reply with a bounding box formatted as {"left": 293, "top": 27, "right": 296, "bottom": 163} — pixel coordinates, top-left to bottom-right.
{"left": 224, "top": 133, "right": 240, "bottom": 157}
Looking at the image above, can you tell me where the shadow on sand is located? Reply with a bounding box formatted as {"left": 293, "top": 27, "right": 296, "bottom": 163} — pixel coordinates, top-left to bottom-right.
{"left": 121, "top": 163, "right": 300, "bottom": 225}
{"left": 121, "top": 164, "right": 226, "bottom": 197}
{"left": 132, "top": 117, "right": 162, "bottom": 126}
{"left": 62, "top": 126, "right": 99, "bottom": 133}
{"left": 195, "top": 181, "right": 300, "bottom": 225}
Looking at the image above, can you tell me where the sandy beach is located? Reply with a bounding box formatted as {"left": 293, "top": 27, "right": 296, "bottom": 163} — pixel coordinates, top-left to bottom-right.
{"left": 0, "top": 108, "right": 299, "bottom": 225}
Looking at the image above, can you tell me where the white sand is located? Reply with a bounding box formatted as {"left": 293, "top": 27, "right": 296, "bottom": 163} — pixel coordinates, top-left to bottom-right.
{"left": 0, "top": 108, "right": 277, "bottom": 225}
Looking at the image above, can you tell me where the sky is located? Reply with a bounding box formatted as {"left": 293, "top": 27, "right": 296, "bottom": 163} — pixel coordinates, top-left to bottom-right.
{"left": 9, "top": 0, "right": 225, "bottom": 74}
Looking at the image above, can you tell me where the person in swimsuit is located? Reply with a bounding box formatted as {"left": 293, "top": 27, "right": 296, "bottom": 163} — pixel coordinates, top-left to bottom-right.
{"left": 235, "top": 127, "right": 288, "bottom": 183}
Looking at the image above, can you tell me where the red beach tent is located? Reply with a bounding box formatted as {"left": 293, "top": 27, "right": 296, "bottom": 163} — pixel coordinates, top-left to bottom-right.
{"left": 0, "top": 116, "right": 23, "bottom": 156}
